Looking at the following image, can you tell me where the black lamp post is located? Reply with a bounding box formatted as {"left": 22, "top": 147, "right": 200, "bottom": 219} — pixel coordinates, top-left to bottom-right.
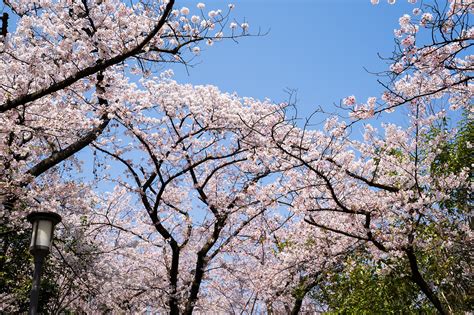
{"left": 27, "top": 212, "right": 62, "bottom": 315}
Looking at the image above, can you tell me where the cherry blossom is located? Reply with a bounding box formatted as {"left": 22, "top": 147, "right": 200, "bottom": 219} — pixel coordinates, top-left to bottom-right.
{"left": 0, "top": 1, "right": 471, "bottom": 313}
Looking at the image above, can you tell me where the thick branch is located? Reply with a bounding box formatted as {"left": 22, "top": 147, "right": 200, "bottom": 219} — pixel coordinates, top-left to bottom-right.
{"left": 290, "top": 276, "right": 320, "bottom": 315}
{"left": 1, "top": 12, "right": 8, "bottom": 37}
{"left": 26, "top": 71, "right": 111, "bottom": 179}
{"left": 405, "top": 247, "right": 446, "bottom": 315}
{"left": 184, "top": 216, "right": 226, "bottom": 315}
{"left": 27, "top": 116, "right": 110, "bottom": 178}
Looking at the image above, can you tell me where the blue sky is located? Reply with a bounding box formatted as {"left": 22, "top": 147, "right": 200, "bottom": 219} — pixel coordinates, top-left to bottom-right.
{"left": 170, "top": 0, "right": 418, "bottom": 118}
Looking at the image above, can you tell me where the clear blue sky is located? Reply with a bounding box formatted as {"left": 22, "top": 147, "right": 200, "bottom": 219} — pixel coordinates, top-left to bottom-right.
{"left": 170, "top": 0, "right": 417, "bottom": 117}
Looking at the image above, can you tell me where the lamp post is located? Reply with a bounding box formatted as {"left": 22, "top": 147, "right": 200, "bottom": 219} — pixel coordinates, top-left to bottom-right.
{"left": 27, "top": 212, "right": 62, "bottom": 315}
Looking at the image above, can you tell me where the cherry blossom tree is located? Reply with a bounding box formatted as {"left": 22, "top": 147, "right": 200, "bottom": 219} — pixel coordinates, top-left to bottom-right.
{"left": 86, "top": 78, "right": 286, "bottom": 313}
{"left": 271, "top": 0, "right": 472, "bottom": 313}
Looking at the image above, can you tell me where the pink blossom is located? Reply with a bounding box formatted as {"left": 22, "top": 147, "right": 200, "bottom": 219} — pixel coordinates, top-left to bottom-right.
{"left": 180, "top": 7, "right": 190, "bottom": 15}
{"left": 343, "top": 95, "right": 356, "bottom": 106}
{"left": 208, "top": 10, "right": 217, "bottom": 18}
{"left": 401, "top": 35, "right": 415, "bottom": 46}
{"left": 420, "top": 12, "right": 433, "bottom": 26}
{"left": 390, "top": 62, "right": 404, "bottom": 74}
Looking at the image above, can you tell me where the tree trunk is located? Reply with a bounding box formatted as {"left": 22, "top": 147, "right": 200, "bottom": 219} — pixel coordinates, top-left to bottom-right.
{"left": 405, "top": 247, "right": 446, "bottom": 315}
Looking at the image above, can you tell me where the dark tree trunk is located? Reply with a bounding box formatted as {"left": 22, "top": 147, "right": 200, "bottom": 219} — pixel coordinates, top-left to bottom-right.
{"left": 405, "top": 247, "right": 446, "bottom": 315}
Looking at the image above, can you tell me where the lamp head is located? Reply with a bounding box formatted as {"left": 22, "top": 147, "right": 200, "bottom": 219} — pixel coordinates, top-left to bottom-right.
{"left": 27, "top": 212, "right": 62, "bottom": 255}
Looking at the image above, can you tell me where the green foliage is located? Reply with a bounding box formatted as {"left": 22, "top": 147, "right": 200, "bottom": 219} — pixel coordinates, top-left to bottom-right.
{"left": 311, "top": 251, "right": 436, "bottom": 314}
{"left": 430, "top": 112, "right": 473, "bottom": 214}
{"left": 312, "top": 239, "right": 472, "bottom": 314}
{"left": 431, "top": 113, "right": 473, "bottom": 176}
{"left": 0, "top": 229, "right": 31, "bottom": 312}
{"left": 416, "top": 241, "right": 472, "bottom": 312}
{"left": 0, "top": 227, "right": 64, "bottom": 313}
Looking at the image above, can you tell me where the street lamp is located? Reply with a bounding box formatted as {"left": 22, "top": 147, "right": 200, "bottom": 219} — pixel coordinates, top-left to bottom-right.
{"left": 27, "top": 211, "right": 62, "bottom": 315}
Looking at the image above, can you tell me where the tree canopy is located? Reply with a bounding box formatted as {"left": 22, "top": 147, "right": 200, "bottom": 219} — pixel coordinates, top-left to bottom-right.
{"left": 0, "top": 0, "right": 472, "bottom": 313}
